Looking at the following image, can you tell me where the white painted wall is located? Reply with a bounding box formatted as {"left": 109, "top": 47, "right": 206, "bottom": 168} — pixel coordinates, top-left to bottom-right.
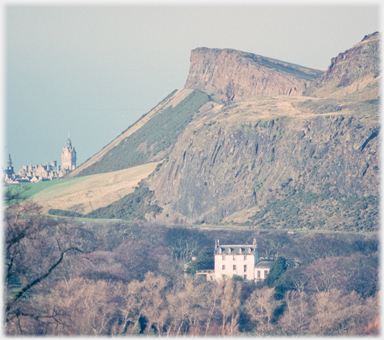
{"left": 215, "top": 254, "right": 256, "bottom": 281}
{"left": 255, "top": 267, "right": 270, "bottom": 280}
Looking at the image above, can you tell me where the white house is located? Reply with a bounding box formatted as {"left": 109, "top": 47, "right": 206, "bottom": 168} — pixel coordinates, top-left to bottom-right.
{"left": 214, "top": 239, "right": 272, "bottom": 282}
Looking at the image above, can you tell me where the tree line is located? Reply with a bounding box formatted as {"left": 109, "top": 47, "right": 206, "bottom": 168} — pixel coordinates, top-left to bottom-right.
{"left": 4, "top": 192, "right": 379, "bottom": 336}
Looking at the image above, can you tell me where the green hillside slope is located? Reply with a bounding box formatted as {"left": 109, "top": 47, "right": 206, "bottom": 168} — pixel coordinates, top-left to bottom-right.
{"left": 32, "top": 33, "right": 380, "bottom": 232}
{"left": 146, "top": 34, "right": 380, "bottom": 228}
{"left": 12, "top": 163, "right": 159, "bottom": 215}
{"left": 77, "top": 89, "right": 211, "bottom": 177}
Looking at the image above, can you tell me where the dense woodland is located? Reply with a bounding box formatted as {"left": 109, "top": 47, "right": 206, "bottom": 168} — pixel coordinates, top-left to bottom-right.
{"left": 4, "top": 191, "right": 380, "bottom": 336}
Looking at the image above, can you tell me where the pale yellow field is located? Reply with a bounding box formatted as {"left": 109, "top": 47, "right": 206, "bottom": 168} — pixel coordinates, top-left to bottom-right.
{"left": 32, "top": 162, "right": 160, "bottom": 214}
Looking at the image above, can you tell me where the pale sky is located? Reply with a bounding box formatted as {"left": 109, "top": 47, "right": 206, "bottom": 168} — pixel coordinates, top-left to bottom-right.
{"left": 3, "top": 3, "right": 380, "bottom": 171}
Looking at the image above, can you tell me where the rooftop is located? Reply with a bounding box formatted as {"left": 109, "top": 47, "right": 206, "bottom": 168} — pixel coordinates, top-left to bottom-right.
{"left": 215, "top": 245, "right": 256, "bottom": 255}
{"left": 255, "top": 260, "right": 274, "bottom": 268}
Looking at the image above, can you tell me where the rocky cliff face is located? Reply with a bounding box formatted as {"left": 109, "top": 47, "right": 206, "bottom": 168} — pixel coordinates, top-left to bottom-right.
{"left": 69, "top": 33, "right": 379, "bottom": 231}
{"left": 147, "top": 33, "right": 380, "bottom": 227}
{"left": 184, "top": 47, "right": 324, "bottom": 101}
{"left": 304, "top": 32, "right": 380, "bottom": 98}
{"left": 149, "top": 102, "right": 379, "bottom": 224}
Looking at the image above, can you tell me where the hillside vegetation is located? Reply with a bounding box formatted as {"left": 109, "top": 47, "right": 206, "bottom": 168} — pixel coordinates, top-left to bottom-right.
{"left": 4, "top": 33, "right": 381, "bottom": 337}
{"left": 77, "top": 89, "right": 211, "bottom": 177}
{"left": 146, "top": 33, "right": 380, "bottom": 227}
{"left": 25, "top": 162, "right": 159, "bottom": 214}
{"left": 5, "top": 200, "right": 379, "bottom": 336}
{"left": 26, "top": 33, "right": 380, "bottom": 232}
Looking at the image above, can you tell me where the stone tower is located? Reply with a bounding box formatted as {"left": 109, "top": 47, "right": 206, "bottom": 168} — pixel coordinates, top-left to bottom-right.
{"left": 4, "top": 154, "right": 15, "bottom": 176}
{"left": 61, "top": 137, "right": 76, "bottom": 170}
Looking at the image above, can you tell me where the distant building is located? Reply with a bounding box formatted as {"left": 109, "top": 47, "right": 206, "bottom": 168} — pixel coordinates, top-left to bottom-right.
{"left": 255, "top": 260, "right": 274, "bottom": 280}
{"left": 214, "top": 239, "right": 272, "bottom": 282}
{"left": 3, "top": 138, "right": 77, "bottom": 185}
{"left": 4, "top": 154, "right": 15, "bottom": 177}
{"left": 191, "top": 239, "right": 273, "bottom": 282}
{"left": 61, "top": 137, "right": 77, "bottom": 170}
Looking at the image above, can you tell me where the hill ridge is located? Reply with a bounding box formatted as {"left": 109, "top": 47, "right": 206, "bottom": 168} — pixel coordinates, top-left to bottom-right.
{"left": 38, "top": 33, "right": 380, "bottom": 231}
{"left": 184, "top": 46, "right": 324, "bottom": 101}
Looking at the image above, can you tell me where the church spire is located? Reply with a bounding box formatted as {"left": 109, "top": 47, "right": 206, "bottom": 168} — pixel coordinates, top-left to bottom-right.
{"left": 66, "top": 133, "right": 72, "bottom": 148}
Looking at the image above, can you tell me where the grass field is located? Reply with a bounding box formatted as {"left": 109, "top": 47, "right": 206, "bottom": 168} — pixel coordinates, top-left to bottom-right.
{"left": 23, "top": 162, "right": 160, "bottom": 214}
{"left": 7, "top": 177, "right": 88, "bottom": 200}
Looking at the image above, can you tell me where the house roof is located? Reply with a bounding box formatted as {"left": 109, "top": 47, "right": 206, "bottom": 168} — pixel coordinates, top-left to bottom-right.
{"left": 215, "top": 245, "right": 256, "bottom": 255}
{"left": 255, "top": 260, "right": 274, "bottom": 268}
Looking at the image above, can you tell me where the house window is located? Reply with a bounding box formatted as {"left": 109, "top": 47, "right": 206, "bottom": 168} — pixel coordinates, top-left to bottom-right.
{"left": 257, "top": 270, "right": 261, "bottom": 278}
{"left": 244, "top": 265, "right": 247, "bottom": 272}
{"left": 222, "top": 265, "right": 225, "bottom": 270}
{"left": 244, "top": 275, "right": 247, "bottom": 280}
{"left": 233, "top": 265, "right": 236, "bottom": 270}
{"left": 244, "top": 255, "right": 247, "bottom": 260}
{"left": 222, "top": 255, "right": 225, "bottom": 260}
{"left": 264, "top": 270, "right": 268, "bottom": 277}
{"left": 233, "top": 256, "right": 236, "bottom": 261}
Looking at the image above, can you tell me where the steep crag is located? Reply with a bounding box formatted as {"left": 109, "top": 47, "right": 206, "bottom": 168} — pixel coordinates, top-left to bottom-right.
{"left": 147, "top": 33, "right": 380, "bottom": 228}
{"left": 149, "top": 106, "right": 379, "bottom": 224}
{"left": 304, "top": 31, "right": 380, "bottom": 99}
{"left": 64, "top": 33, "right": 380, "bottom": 231}
{"left": 184, "top": 47, "right": 324, "bottom": 101}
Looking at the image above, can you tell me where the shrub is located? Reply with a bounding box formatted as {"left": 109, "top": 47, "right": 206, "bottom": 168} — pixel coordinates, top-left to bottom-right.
{"left": 86, "top": 186, "right": 162, "bottom": 220}
{"left": 48, "top": 209, "right": 83, "bottom": 218}
{"left": 265, "top": 257, "right": 288, "bottom": 288}
{"left": 254, "top": 179, "right": 266, "bottom": 193}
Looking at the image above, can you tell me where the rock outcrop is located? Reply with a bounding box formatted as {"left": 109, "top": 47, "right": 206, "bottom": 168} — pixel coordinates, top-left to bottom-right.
{"left": 148, "top": 33, "right": 380, "bottom": 225}
{"left": 184, "top": 47, "right": 324, "bottom": 101}
{"left": 304, "top": 32, "right": 380, "bottom": 97}
{"left": 150, "top": 108, "right": 379, "bottom": 223}
{"left": 71, "top": 32, "right": 380, "bottom": 231}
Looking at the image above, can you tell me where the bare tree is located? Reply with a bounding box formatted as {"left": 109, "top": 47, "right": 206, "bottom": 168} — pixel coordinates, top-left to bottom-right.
{"left": 277, "top": 290, "right": 311, "bottom": 334}
{"left": 244, "top": 286, "right": 279, "bottom": 335}
{"left": 5, "top": 201, "right": 83, "bottom": 333}
{"left": 166, "top": 279, "right": 207, "bottom": 336}
{"left": 138, "top": 272, "right": 169, "bottom": 335}
{"left": 46, "top": 277, "right": 119, "bottom": 335}
{"left": 202, "top": 281, "right": 222, "bottom": 335}
{"left": 309, "top": 289, "right": 366, "bottom": 335}
{"left": 218, "top": 279, "right": 241, "bottom": 336}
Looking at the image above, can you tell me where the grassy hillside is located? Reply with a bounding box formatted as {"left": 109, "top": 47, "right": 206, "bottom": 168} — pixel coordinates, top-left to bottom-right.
{"left": 27, "top": 162, "right": 159, "bottom": 214}
{"left": 238, "top": 184, "right": 379, "bottom": 232}
{"left": 77, "top": 89, "right": 211, "bottom": 177}
{"left": 48, "top": 186, "right": 163, "bottom": 221}
{"left": 5, "top": 177, "right": 88, "bottom": 202}
{"left": 68, "top": 89, "right": 182, "bottom": 178}
{"left": 23, "top": 34, "right": 379, "bottom": 232}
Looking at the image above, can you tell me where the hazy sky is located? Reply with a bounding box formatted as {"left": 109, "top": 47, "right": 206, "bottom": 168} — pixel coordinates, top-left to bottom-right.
{"left": 3, "top": 3, "right": 380, "bottom": 172}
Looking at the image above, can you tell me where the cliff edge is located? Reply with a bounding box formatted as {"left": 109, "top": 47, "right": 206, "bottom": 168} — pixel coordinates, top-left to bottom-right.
{"left": 304, "top": 32, "right": 380, "bottom": 99}
{"left": 184, "top": 47, "right": 324, "bottom": 101}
